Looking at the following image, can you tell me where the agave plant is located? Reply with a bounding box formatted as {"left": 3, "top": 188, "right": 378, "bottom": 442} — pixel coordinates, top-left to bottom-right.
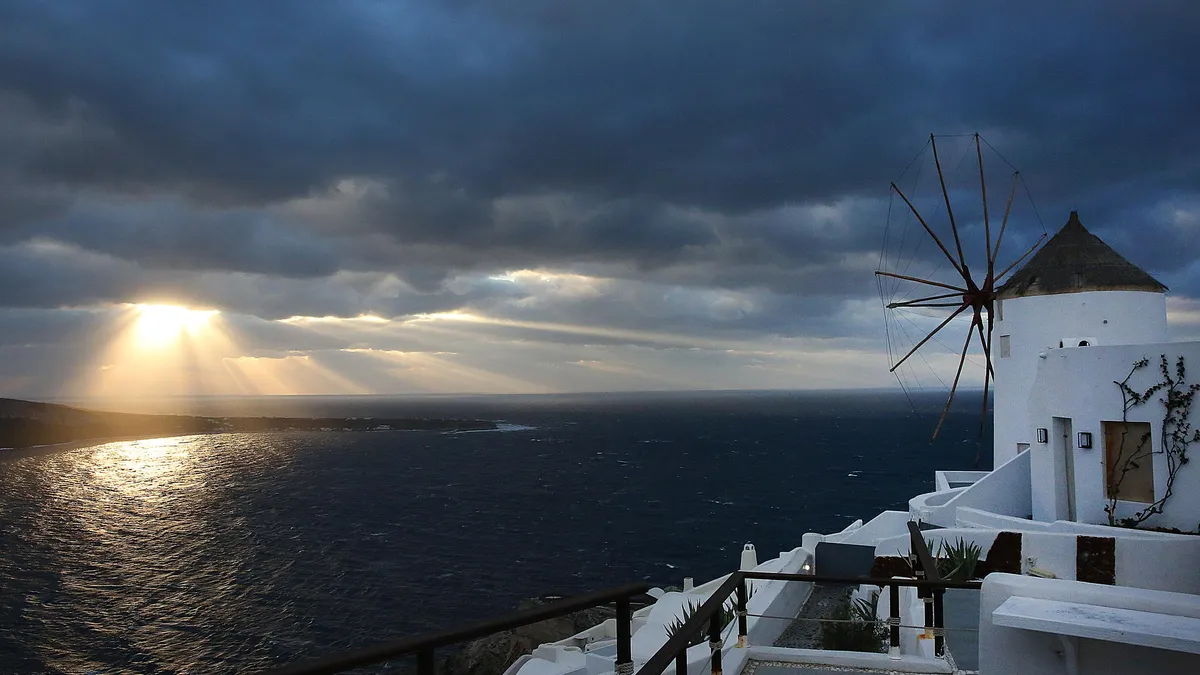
{"left": 664, "top": 583, "right": 755, "bottom": 646}
{"left": 931, "top": 538, "right": 982, "bottom": 581}
{"left": 850, "top": 588, "right": 881, "bottom": 623}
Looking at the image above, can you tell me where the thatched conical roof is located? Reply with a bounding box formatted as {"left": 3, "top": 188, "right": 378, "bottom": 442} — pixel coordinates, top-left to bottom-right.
{"left": 997, "top": 211, "right": 1167, "bottom": 299}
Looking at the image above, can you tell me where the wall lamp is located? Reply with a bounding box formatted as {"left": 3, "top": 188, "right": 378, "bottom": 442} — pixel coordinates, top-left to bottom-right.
{"left": 1036, "top": 428, "right": 1049, "bottom": 444}
{"left": 1077, "top": 432, "right": 1093, "bottom": 449}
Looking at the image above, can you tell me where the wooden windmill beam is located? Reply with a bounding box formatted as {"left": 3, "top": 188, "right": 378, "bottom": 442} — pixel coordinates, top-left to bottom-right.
{"left": 995, "top": 233, "right": 1047, "bottom": 280}
{"left": 875, "top": 271, "right": 965, "bottom": 293}
{"left": 991, "top": 172, "right": 1020, "bottom": 271}
{"left": 932, "top": 313, "right": 978, "bottom": 441}
{"left": 976, "top": 331, "right": 994, "bottom": 460}
{"left": 886, "top": 291, "right": 964, "bottom": 309}
{"left": 976, "top": 134, "right": 992, "bottom": 275}
{"left": 974, "top": 314, "right": 995, "bottom": 378}
{"left": 888, "top": 303, "right": 969, "bottom": 373}
{"left": 889, "top": 182, "right": 966, "bottom": 279}
{"left": 931, "top": 134, "right": 968, "bottom": 274}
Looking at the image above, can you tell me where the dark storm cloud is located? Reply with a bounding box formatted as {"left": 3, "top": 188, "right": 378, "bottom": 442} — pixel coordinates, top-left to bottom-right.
{"left": 0, "top": 0, "right": 1197, "bottom": 334}
{"left": 11, "top": 200, "right": 340, "bottom": 278}
{"left": 4, "top": 1, "right": 1195, "bottom": 203}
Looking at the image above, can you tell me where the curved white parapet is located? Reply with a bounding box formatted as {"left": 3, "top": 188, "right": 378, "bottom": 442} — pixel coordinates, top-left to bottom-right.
{"left": 836, "top": 511, "right": 913, "bottom": 547}
{"left": 909, "top": 487, "right": 965, "bottom": 523}
{"left": 912, "top": 450, "right": 1033, "bottom": 527}
{"left": 935, "top": 470, "right": 989, "bottom": 492}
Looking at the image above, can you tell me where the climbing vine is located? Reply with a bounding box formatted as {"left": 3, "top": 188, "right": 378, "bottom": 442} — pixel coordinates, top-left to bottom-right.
{"left": 1106, "top": 355, "right": 1200, "bottom": 528}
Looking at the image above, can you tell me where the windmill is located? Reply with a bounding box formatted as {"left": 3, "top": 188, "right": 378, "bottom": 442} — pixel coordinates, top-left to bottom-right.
{"left": 876, "top": 133, "right": 1047, "bottom": 445}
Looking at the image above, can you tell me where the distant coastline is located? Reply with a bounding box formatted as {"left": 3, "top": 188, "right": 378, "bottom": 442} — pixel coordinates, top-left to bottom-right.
{"left": 0, "top": 397, "right": 497, "bottom": 453}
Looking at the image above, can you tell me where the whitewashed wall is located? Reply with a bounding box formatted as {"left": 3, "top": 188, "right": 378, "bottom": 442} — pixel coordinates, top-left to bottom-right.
{"left": 993, "top": 290, "right": 1168, "bottom": 467}
{"left": 1024, "top": 341, "right": 1200, "bottom": 531}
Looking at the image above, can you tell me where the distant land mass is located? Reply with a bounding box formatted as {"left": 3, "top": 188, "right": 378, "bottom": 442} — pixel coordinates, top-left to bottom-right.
{"left": 0, "top": 398, "right": 497, "bottom": 450}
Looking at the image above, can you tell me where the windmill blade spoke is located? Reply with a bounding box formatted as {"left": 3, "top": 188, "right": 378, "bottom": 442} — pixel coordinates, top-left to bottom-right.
{"left": 888, "top": 303, "right": 969, "bottom": 373}
{"left": 890, "top": 182, "right": 967, "bottom": 279}
{"left": 985, "top": 300, "right": 997, "bottom": 378}
{"left": 931, "top": 134, "right": 968, "bottom": 274}
{"left": 932, "top": 314, "right": 978, "bottom": 441}
{"left": 975, "top": 341, "right": 993, "bottom": 463}
{"left": 990, "top": 171, "right": 1020, "bottom": 273}
{"left": 974, "top": 310, "right": 995, "bottom": 378}
{"left": 976, "top": 134, "right": 992, "bottom": 272}
{"left": 886, "top": 291, "right": 964, "bottom": 309}
{"left": 893, "top": 302, "right": 964, "bottom": 309}
{"left": 875, "top": 271, "right": 966, "bottom": 293}
{"left": 974, "top": 306, "right": 996, "bottom": 465}
{"left": 996, "top": 233, "right": 1047, "bottom": 280}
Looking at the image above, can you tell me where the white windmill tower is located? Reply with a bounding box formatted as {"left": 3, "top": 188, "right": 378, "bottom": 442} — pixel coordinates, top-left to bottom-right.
{"left": 991, "top": 211, "right": 1168, "bottom": 467}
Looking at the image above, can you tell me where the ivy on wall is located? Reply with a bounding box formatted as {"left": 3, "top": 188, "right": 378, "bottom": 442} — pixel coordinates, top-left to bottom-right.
{"left": 1107, "top": 355, "right": 1200, "bottom": 528}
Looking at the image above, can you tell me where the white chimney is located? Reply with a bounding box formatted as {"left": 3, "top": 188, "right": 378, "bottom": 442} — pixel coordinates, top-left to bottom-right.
{"left": 739, "top": 543, "right": 758, "bottom": 571}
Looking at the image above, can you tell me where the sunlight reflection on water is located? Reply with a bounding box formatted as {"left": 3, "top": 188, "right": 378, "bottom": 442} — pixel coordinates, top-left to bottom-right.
{"left": 2, "top": 434, "right": 315, "bottom": 673}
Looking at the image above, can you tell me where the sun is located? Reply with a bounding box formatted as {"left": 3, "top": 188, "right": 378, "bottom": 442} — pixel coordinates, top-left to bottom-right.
{"left": 133, "top": 304, "right": 219, "bottom": 347}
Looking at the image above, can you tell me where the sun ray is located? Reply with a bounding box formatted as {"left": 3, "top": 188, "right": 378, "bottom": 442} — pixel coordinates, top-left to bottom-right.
{"left": 71, "top": 303, "right": 244, "bottom": 403}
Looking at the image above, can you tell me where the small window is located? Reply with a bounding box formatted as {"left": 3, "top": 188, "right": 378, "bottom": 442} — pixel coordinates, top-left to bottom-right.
{"left": 999, "top": 335, "right": 1011, "bottom": 358}
{"left": 996, "top": 299, "right": 1003, "bottom": 321}
{"left": 1103, "top": 421, "right": 1154, "bottom": 503}
{"left": 1078, "top": 340, "right": 1090, "bottom": 347}
{"left": 1017, "top": 443, "right": 1030, "bottom": 454}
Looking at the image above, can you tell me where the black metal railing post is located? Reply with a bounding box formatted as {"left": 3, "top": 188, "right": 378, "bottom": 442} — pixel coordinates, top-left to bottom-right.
{"left": 907, "top": 522, "right": 940, "bottom": 643}
{"left": 417, "top": 648, "right": 435, "bottom": 675}
{"left": 933, "top": 587, "right": 945, "bottom": 658}
{"left": 888, "top": 583, "right": 901, "bottom": 659}
{"left": 921, "top": 587, "right": 933, "bottom": 639}
{"left": 735, "top": 579, "right": 748, "bottom": 648}
{"left": 707, "top": 612, "right": 722, "bottom": 675}
{"left": 616, "top": 597, "right": 633, "bottom": 675}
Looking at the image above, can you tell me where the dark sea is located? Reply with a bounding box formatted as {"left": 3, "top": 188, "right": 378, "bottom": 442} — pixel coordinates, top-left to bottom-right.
{"left": 0, "top": 390, "right": 991, "bottom": 674}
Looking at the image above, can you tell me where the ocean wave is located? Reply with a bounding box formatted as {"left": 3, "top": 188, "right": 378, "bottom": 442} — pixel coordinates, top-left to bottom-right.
{"left": 449, "top": 422, "right": 538, "bottom": 434}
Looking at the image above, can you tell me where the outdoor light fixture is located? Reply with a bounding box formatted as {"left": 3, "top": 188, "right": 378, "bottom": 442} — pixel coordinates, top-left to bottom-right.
{"left": 1078, "top": 432, "right": 1093, "bottom": 449}
{"left": 1036, "top": 428, "right": 1049, "bottom": 444}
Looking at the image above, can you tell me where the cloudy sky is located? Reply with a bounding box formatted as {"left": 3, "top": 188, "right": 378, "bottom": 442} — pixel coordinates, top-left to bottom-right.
{"left": 1, "top": 1, "right": 1198, "bottom": 400}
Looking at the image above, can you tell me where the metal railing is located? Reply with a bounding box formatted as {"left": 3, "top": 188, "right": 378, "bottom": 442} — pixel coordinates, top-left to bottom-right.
{"left": 264, "top": 582, "right": 650, "bottom": 675}
{"left": 637, "top": 521, "right": 980, "bottom": 675}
